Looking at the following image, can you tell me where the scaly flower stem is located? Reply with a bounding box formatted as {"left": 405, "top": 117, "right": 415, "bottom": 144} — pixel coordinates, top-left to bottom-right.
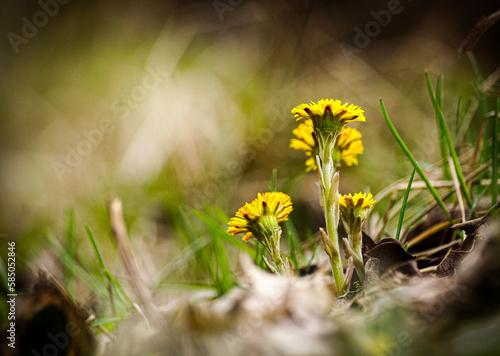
{"left": 342, "top": 238, "right": 364, "bottom": 284}
{"left": 339, "top": 192, "right": 375, "bottom": 285}
{"left": 269, "top": 227, "right": 288, "bottom": 275}
{"left": 258, "top": 216, "right": 289, "bottom": 275}
{"left": 349, "top": 225, "right": 365, "bottom": 284}
{"left": 318, "top": 138, "right": 345, "bottom": 295}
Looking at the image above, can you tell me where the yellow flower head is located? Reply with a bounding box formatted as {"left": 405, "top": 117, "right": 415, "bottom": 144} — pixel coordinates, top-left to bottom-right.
{"left": 290, "top": 119, "right": 364, "bottom": 170}
{"left": 339, "top": 192, "right": 375, "bottom": 210}
{"left": 291, "top": 99, "right": 365, "bottom": 136}
{"left": 289, "top": 119, "right": 318, "bottom": 171}
{"left": 227, "top": 192, "right": 293, "bottom": 242}
{"left": 339, "top": 192, "right": 375, "bottom": 222}
{"left": 334, "top": 127, "right": 364, "bottom": 166}
{"left": 339, "top": 192, "right": 375, "bottom": 245}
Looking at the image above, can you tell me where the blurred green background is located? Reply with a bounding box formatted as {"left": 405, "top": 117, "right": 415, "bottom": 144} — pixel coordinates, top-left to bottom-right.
{"left": 0, "top": 0, "right": 499, "bottom": 288}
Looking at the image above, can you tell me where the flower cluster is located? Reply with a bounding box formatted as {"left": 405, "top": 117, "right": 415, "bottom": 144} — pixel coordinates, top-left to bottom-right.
{"left": 227, "top": 98, "right": 375, "bottom": 295}
{"left": 290, "top": 99, "right": 372, "bottom": 294}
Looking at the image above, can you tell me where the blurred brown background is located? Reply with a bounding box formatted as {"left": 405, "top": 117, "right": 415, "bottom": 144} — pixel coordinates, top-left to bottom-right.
{"left": 0, "top": 0, "right": 499, "bottom": 260}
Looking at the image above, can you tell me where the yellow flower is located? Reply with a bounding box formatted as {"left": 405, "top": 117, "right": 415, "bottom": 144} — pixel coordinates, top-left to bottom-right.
{"left": 290, "top": 120, "right": 364, "bottom": 170}
{"left": 339, "top": 192, "right": 375, "bottom": 283}
{"left": 339, "top": 192, "right": 375, "bottom": 222}
{"left": 289, "top": 119, "right": 318, "bottom": 171}
{"left": 334, "top": 127, "right": 364, "bottom": 166}
{"left": 227, "top": 192, "right": 293, "bottom": 242}
{"left": 291, "top": 99, "right": 366, "bottom": 125}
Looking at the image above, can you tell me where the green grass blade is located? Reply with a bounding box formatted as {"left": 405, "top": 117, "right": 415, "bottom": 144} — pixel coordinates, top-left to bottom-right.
{"left": 467, "top": 52, "right": 490, "bottom": 165}
{"left": 63, "top": 208, "right": 76, "bottom": 298}
{"left": 105, "top": 270, "right": 134, "bottom": 307}
{"left": 178, "top": 206, "right": 199, "bottom": 245}
{"left": 467, "top": 52, "right": 488, "bottom": 117}
{"left": 178, "top": 207, "right": 216, "bottom": 282}
{"left": 204, "top": 204, "right": 234, "bottom": 294}
{"left": 434, "top": 74, "right": 452, "bottom": 180}
{"left": 84, "top": 225, "right": 134, "bottom": 307}
{"left": 468, "top": 183, "right": 491, "bottom": 219}
{"left": 191, "top": 209, "right": 255, "bottom": 257}
{"left": 436, "top": 74, "right": 444, "bottom": 106}
{"left": 395, "top": 166, "right": 417, "bottom": 241}
{"left": 425, "top": 71, "right": 473, "bottom": 208}
{"left": 455, "top": 96, "right": 462, "bottom": 141}
{"left": 210, "top": 223, "right": 233, "bottom": 295}
{"left": 270, "top": 168, "right": 278, "bottom": 192}
{"left": 45, "top": 231, "right": 106, "bottom": 298}
{"left": 156, "top": 235, "right": 210, "bottom": 283}
{"left": 380, "top": 98, "right": 452, "bottom": 222}
{"left": 305, "top": 229, "right": 319, "bottom": 270}
{"left": 285, "top": 217, "right": 305, "bottom": 257}
{"left": 85, "top": 225, "right": 106, "bottom": 270}
{"left": 214, "top": 206, "right": 230, "bottom": 226}
{"left": 90, "top": 317, "right": 121, "bottom": 327}
{"left": 284, "top": 218, "right": 304, "bottom": 271}
{"left": 492, "top": 98, "right": 499, "bottom": 204}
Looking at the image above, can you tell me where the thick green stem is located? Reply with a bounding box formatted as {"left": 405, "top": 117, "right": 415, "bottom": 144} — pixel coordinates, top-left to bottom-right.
{"left": 320, "top": 158, "right": 345, "bottom": 296}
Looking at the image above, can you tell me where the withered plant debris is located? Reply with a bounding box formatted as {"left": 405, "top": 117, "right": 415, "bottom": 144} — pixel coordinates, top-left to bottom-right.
{"left": 2, "top": 271, "right": 95, "bottom": 356}
{"left": 364, "top": 237, "right": 421, "bottom": 277}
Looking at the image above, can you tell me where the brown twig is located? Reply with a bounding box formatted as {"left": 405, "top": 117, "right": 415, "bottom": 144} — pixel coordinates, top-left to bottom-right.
{"left": 108, "top": 195, "right": 156, "bottom": 322}
{"left": 419, "top": 266, "right": 437, "bottom": 274}
{"left": 483, "top": 66, "right": 500, "bottom": 95}
{"left": 406, "top": 221, "right": 453, "bottom": 249}
{"left": 413, "top": 240, "right": 460, "bottom": 258}
{"left": 458, "top": 9, "right": 500, "bottom": 53}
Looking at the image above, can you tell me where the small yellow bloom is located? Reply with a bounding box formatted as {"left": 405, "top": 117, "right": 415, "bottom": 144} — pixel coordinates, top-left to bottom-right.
{"left": 290, "top": 119, "right": 364, "bottom": 170}
{"left": 227, "top": 192, "right": 293, "bottom": 242}
{"left": 339, "top": 192, "right": 375, "bottom": 222}
{"left": 289, "top": 119, "right": 318, "bottom": 171}
{"left": 339, "top": 192, "right": 375, "bottom": 284}
{"left": 290, "top": 120, "right": 316, "bottom": 151}
{"left": 291, "top": 99, "right": 366, "bottom": 124}
{"left": 334, "top": 127, "right": 364, "bottom": 167}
